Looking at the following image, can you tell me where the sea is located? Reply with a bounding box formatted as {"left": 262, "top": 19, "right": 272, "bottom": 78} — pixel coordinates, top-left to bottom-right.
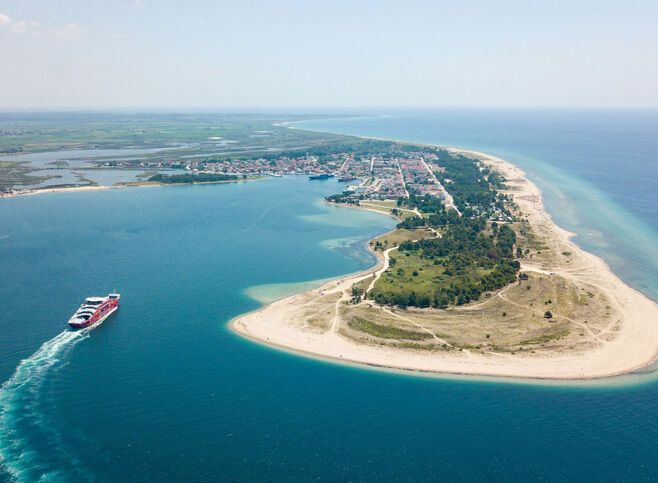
{"left": 1, "top": 110, "right": 658, "bottom": 481}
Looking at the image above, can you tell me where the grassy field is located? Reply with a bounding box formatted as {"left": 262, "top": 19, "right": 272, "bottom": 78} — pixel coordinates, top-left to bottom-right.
{"left": 347, "top": 316, "right": 433, "bottom": 340}
{"left": 371, "top": 248, "right": 492, "bottom": 305}
{"left": 359, "top": 200, "right": 396, "bottom": 214}
{"left": 0, "top": 113, "right": 347, "bottom": 158}
{"left": 372, "top": 228, "right": 430, "bottom": 247}
{"left": 359, "top": 200, "right": 417, "bottom": 221}
{"left": 0, "top": 161, "right": 53, "bottom": 190}
{"left": 340, "top": 271, "right": 614, "bottom": 354}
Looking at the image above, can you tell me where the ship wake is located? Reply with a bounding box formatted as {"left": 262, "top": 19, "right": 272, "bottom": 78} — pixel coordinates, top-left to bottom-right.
{"left": 0, "top": 329, "right": 93, "bottom": 482}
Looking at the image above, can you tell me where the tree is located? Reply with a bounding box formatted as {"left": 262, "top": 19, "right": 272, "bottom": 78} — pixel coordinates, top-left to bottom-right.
{"left": 544, "top": 311, "right": 553, "bottom": 319}
{"left": 351, "top": 286, "right": 365, "bottom": 304}
{"left": 436, "top": 293, "right": 450, "bottom": 309}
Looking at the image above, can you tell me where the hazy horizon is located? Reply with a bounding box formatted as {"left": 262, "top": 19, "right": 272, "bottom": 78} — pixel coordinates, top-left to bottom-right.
{"left": 2, "top": 107, "right": 658, "bottom": 115}
{"left": 2, "top": 0, "right": 658, "bottom": 109}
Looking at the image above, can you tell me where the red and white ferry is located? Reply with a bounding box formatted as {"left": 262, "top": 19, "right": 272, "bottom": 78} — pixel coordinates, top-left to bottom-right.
{"left": 68, "top": 293, "right": 121, "bottom": 329}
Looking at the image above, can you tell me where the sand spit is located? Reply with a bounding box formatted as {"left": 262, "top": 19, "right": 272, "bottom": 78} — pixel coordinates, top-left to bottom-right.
{"left": 231, "top": 148, "right": 658, "bottom": 381}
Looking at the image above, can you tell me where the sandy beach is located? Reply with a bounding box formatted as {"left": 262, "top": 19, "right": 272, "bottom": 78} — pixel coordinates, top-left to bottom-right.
{"left": 0, "top": 177, "right": 263, "bottom": 200}
{"left": 231, "top": 148, "right": 658, "bottom": 380}
{"left": 0, "top": 184, "right": 114, "bottom": 199}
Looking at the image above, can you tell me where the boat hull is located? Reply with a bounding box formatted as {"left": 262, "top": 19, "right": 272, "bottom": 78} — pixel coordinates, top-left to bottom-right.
{"left": 68, "top": 294, "right": 120, "bottom": 329}
{"left": 68, "top": 306, "right": 118, "bottom": 329}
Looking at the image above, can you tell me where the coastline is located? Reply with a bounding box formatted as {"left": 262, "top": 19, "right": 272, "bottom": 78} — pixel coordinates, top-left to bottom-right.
{"left": 230, "top": 144, "right": 658, "bottom": 381}
{"left": 0, "top": 177, "right": 262, "bottom": 200}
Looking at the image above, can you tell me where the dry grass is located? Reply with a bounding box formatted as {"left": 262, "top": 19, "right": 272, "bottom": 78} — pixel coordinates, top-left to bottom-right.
{"left": 372, "top": 228, "right": 430, "bottom": 247}
{"left": 360, "top": 200, "right": 416, "bottom": 220}
{"left": 337, "top": 270, "right": 614, "bottom": 355}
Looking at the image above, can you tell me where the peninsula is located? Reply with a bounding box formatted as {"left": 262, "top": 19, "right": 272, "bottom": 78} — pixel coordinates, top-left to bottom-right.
{"left": 3, "top": 113, "right": 658, "bottom": 380}
{"left": 231, "top": 143, "right": 658, "bottom": 380}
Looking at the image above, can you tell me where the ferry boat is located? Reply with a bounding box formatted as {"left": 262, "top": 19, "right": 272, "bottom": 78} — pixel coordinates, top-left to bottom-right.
{"left": 68, "top": 293, "right": 120, "bottom": 329}
{"left": 309, "top": 173, "right": 335, "bottom": 180}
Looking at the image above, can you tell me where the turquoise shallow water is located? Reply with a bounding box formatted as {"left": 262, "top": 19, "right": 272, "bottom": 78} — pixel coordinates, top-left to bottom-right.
{"left": 2, "top": 112, "right": 658, "bottom": 481}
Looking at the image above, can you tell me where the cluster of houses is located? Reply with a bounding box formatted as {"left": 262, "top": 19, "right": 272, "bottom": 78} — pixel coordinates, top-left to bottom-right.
{"left": 333, "top": 154, "right": 458, "bottom": 212}
{"left": 399, "top": 158, "right": 458, "bottom": 212}
{"left": 339, "top": 156, "right": 407, "bottom": 200}
{"left": 84, "top": 149, "right": 459, "bottom": 213}
{"left": 187, "top": 155, "right": 345, "bottom": 177}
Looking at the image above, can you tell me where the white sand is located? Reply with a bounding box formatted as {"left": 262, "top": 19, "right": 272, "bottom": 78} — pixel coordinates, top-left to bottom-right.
{"left": 231, "top": 149, "right": 658, "bottom": 380}
{"left": 0, "top": 185, "right": 113, "bottom": 199}
{"left": 0, "top": 177, "right": 261, "bottom": 200}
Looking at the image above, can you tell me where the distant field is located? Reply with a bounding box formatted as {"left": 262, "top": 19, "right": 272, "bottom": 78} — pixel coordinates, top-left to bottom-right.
{"left": 0, "top": 160, "right": 47, "bottom": 190}
{"left": 0, "top": 112, "right": 346, "bottom": 157}
{"left": 0, "top": 112, "right": 360, "bottom": 190}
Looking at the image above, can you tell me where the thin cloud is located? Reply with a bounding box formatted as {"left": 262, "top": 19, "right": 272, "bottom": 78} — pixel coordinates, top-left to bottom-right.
{"left": 0, "top": 12, "right": 12, "bottom": 27}
{"left": 50, "top": 22, "right": 84, "bottom": 40}
{"left": 10, "top": 20, "right": 27, "bottom": 33}
{"left": 0, "top": 11, "right": 40, "bottom": 35}
{"left": 0, "top": 11, "right": 84, "bottom": 40}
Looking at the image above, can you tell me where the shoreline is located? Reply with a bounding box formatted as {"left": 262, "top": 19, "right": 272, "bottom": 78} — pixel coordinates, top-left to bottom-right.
{"left": 230, "top": 143, "right": 658, "bottom": 382}
{"left": 0, "top": 177, "right": 263, "bottom": 200}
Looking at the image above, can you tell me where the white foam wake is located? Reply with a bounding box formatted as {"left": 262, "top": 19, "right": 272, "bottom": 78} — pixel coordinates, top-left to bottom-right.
{"left": 0, "top": 329, "right": 91, "bottom": 482}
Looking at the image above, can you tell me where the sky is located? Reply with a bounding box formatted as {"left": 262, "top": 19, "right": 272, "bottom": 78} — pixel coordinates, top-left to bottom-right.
{"left": 1, "top": 0, "right": 657, "bottom": 109}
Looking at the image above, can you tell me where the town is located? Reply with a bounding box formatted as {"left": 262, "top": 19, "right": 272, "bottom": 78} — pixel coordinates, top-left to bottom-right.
{"left": 139, "top": 150, "right": 461, "bottom": 212}
{"left": 2, "top": 139, "right": 507, "bottom": 222}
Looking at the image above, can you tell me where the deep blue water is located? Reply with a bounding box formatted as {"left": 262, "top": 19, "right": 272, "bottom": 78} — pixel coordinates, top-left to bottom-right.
{"left": 0, "top": 178, "right": 395, "bottom": 481}
{"left": 1, "top": 112, "right": 658, "bottom": 481}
